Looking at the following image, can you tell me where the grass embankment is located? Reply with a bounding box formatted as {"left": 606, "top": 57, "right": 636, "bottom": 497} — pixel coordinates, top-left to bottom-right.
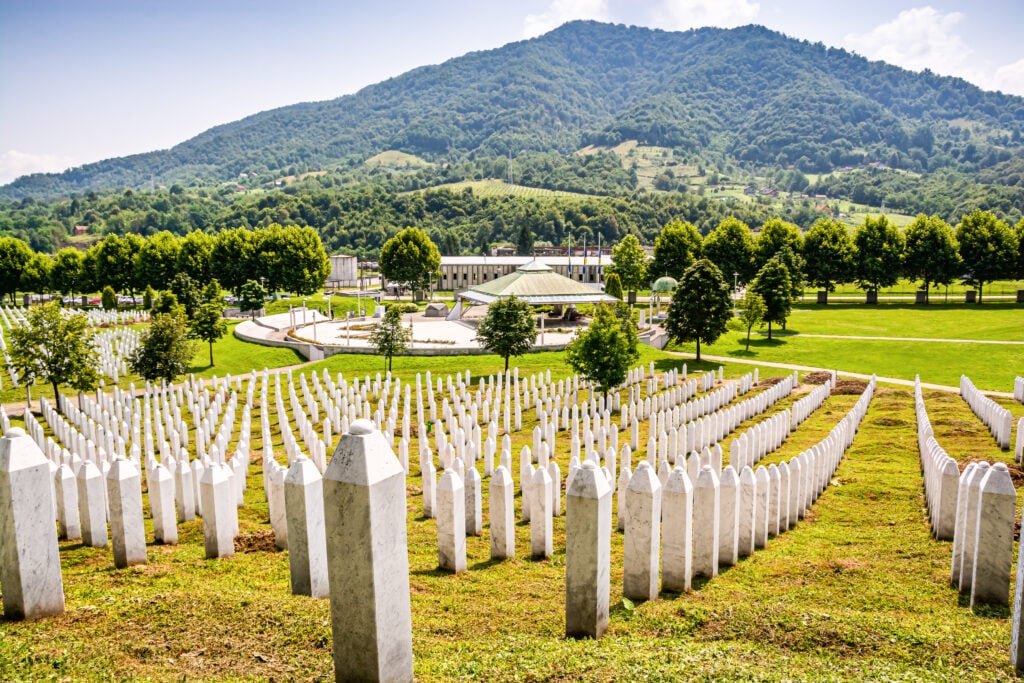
{"left": 2, "top": 347, "right": 1023, "bottom": 679}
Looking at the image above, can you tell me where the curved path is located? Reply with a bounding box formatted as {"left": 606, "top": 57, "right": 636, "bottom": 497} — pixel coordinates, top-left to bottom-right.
{"left": 665, "top": 350, "right": 1016, "bottom": 398}
{"left": 756, "top": 332, "right": 1024, "bottom": 345}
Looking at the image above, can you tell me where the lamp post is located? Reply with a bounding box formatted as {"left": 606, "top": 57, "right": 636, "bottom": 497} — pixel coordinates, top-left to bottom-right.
{"left": 733, "top": 272, "right": 738, "bottom": 315}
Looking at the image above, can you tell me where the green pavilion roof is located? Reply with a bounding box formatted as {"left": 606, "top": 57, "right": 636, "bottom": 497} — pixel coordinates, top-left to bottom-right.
{"left": 458, "top": 260, "right": 616, "bottom": 305}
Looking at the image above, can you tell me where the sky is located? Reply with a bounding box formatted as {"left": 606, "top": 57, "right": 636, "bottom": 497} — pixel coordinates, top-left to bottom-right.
{"left": 1, "top": 0, "right": 1023, "bottom": 185}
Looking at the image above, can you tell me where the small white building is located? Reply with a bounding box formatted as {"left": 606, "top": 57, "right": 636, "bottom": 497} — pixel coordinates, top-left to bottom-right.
{"left": 327, "top": 255, "right": 358, "bottom": 288}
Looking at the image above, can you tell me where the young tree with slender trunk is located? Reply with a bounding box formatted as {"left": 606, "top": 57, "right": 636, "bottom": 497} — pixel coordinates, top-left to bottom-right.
{"left": 189, "top": 301, "right": 228, "bottom": 367}
{"left": 475, "top": 296, "right": 537, "bottom": 371}
{"left": 738, "top": 291, "right": 766, "bottom": 351}
{"left": 369, "top": 305, "right": 411, "bottom": 372}
{"left": 664, "top": 258, "right": 732, "bottom": 362}
{"left": 750, "top": 257, "right": 792, "bottom": 340}
{"left": 565, "top": 303, "right": 639, "bottom": 398}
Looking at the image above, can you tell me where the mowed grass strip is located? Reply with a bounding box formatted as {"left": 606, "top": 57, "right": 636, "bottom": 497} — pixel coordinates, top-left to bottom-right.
{"left": 670, "top": 333, "right": 1024, "bottom": 392}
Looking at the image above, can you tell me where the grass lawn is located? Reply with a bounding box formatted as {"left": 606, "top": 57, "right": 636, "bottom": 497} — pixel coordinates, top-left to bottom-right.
{"left": 669, "top": 331, "right": 1023, "bottom": 392}
{"left": 2, "top": 356, "right": 1022, "bottom": 680}
{"left": 778, "top": 304, "right": 1024, "bottom": 341}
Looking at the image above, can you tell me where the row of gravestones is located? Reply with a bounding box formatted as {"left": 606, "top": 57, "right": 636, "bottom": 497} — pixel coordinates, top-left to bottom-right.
{"left": 915, "top": 377, "right": 1024, "bottom": 673}
{"left": 421, "top": 377, "right": 875, "bottom": 645}
{"left": 914, "top": 378, "right": 960, "bottom": 541}
{"left": 0, "top": 420, "right": 417, "bottom": 682}
{"left": 960, "top": 375, "right": 1015, "bottom": 450}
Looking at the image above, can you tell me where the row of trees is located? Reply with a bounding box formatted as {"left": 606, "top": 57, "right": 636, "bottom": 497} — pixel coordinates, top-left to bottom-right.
{"left": 645, "top": 210, "right": 1024, "bottom": 303}
{"left": 0, "top": 223, "right": 331, "bottom": 305}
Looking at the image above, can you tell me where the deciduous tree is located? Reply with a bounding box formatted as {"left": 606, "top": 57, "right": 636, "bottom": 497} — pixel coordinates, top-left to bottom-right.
{"left": 49, "top": 248, "right": 85, "bottom": 297}
{"left": 475, "top": 295, "right": 537, "bottom": 371}
{"left": 738, "top": 291, "right": 765, "bottom": 351}
{"left": 956, "top": 209, "right": 1016, "bottom": 303}
{"left": 665, "top": 258, "right": 732, "bottom": 362}
{"left": 134, "top": 231, "right": 181, "bottom": 291}
{"left": 853, "top": 215, "right": 905, "bottom": 297}
{"left": 903, "top": 214, "right": 960, "bottom": 303}
{"left": 379, "top": 227, "right": 442, "bottom": 296}
{"left": 238, "top": 279, "right": 267, "bottom": 319}
{"left": 650, "top": 219, "right": 702, "bottom": 280}
{"left": 129, "top": 311, "right": 197, "bottom": 381}
{"left": 369, "top": 305, "right": 411, "bottom": 372}
{"left": 605, "top": 234, "right": 649, "bottom": 303}
{"left": 803, "top": 218, "right": 854, "bottom": 301}
{"left": 565, "top": 303, "right": 639, "bottom": 398}
{"left": 703, "top": 217, "right": 756, "bottom": 285}
{"left": 8, "top": 301, "right": 99, "bottom": 407}
{"left": 0, "top": 237, "right": 32, "bottom": 304}
{"left": 755, "top": 218, "right": 802, "bottom": 271}
{"left": 189, "top": 301, "right": 228, "bottom": 367}
{"left": 750, "top": 257, "right": 792, "bottom": 340}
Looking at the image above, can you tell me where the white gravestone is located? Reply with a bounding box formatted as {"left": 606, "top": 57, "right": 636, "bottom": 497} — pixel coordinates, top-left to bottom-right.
{"left": 490, "top": 466, "right": 515, "bottom": 560}
{"left": 565, "top": 460, "right": 611, "bottom": 639}
{"left": 0, "top": 428, "right": 65, "bottom": 620}
{"left": 661, "top": 466, "right": 693, "bottom": 593}
{"left": 623, "top": 461, "right": 661, "bottom": 602}
{"left": 285, "top": 457, "right": 329, "bottom": 598}
{"left": 107, "top": 457, "right": 147, "bottom": 569}
{"left": 323, "top": 419, "right": 413, "bottom": 683}
{"left": 437, "top": 468, "right": 467, "bottom": 573}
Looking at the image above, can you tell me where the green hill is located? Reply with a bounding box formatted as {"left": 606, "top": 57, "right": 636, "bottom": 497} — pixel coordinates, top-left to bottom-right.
{"left": 3, "top": 21, "right": 1024, "bottom": 203}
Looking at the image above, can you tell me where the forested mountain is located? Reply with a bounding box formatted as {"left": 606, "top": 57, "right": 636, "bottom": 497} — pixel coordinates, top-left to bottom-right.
{"left": 5, "top": 21, "right": 1024, "bottom": 200}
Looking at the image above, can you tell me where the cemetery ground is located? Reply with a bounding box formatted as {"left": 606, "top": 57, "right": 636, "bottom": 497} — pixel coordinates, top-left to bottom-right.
{"left": 1, "top": 303, "right": 1023, "bottom": 680}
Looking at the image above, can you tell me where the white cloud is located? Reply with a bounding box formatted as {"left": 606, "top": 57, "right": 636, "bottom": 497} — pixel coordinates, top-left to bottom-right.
{"left": 649, "top": 0, "right": 759, "bottom": 31}
{"left": 523, "top": 0, "right": 610, "bottom": 38}
{"left": 0, "top": 150, "right": 75, "bottom": 186}
{"left": 991, "top": 58, "right": 1024, "bottom": 97}
{"left": 844, "top": 7, "right": 973, "bottom": 77}
{"left": 844, "top": 7, "right": 1024, "bottom": 97}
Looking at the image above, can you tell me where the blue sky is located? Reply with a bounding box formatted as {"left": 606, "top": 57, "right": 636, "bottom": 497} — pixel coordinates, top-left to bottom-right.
{"left": 1, "top": 0, "right": 1022, "bottom": 184}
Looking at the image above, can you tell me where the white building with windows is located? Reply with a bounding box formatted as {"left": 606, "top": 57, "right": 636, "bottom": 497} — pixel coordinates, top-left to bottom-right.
{"left": 437, "top": 255, "right": 612, "bottom": 292}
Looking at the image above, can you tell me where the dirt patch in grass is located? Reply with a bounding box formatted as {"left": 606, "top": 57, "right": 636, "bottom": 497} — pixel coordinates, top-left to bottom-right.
{"left": 963, "top": 459, "right": 1024, "bottom": 487}
{"left": 758, "top": 376, "right": 788, "bottom": 387}
{"left": 235, "top": 530, "right": 279, "bottom": 554}
{"left": 873, "top": 416, "right": 910, "bottom": 427}
{"left": 833, "top": 379, "right": 869, "bottom": 395}
{"left": 803, "top": 371, "right": 833, "bottom": 385}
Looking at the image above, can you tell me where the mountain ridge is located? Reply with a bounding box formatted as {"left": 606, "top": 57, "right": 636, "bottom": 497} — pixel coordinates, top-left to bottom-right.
{"left": 4, "top": 20, "right": 1023, "bottom": 200}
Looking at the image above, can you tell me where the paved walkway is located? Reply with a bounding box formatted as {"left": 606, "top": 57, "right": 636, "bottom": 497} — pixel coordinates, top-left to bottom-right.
{"left": 665, "top": 351, "right": 1016, "bottom": 398}
{"left": 755, "top": 332, "right": 1024, "bottom": 345}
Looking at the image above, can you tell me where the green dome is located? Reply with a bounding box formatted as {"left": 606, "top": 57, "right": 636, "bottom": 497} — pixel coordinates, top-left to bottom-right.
{"left": 651, "top": 276, "right": 678, "bottom": 292}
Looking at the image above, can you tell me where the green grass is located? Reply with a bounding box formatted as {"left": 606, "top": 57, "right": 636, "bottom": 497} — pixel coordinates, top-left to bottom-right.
{"left": 801, "top": 278, "right": 1024, "bottom": 300}
{"left": 778, "top": 304, "right": 1024, "bottom": 341}
{"left": 2, "top": 358, "right": 1021, "bottom": 680}
{"left": 670, "top": 332, "right": 1023, "bottom": 392}
{"left": 416, "top": 179, "right": 596, "bottom": 199}
{"left": 664, "top": 303, "right": 1024, "bottom": 392}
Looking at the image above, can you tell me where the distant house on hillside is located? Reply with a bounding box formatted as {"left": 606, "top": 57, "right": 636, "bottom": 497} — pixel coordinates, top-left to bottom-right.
{"left": 73, "top": 225, "right": 88, "bottom": 236}
{"left": 742, "top": 185, "right": 757, "bottom": 195}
